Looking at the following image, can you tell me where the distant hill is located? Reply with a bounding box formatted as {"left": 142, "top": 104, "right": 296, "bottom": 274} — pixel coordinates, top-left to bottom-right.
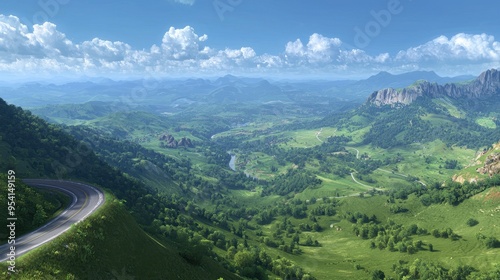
{"left": 356, "top": 70, "right": 473, "bottom": 90}
{"left": 319, "top": 70, "right": 475, "bottom": 101}
{"left": 0, "top": 71, "right": 477, "bottom": 111}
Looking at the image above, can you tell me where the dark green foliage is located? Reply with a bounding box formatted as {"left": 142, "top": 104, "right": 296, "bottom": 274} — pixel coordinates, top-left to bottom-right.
{"left": 351, "top": 218, "right": 445, "bottom": 255}
{"left": 263, "top": 169, "right": 321, "bottom": 196}
{"left": 466, "top": 218, "right": 479, "bottom": 227}
{"left": 392, "top": 259, "right": 479, "bottom": 280}
{"left": 0, "top": 174, "right": 64, "bottom": 239}
{"left": 485, "top": 237, "right": 500, "bottom": 249}
{"left": 444, "top": 159, "right": 459, "bottom": 169}
{"left": 389, "top": 205, "right": 409, "bottom": 214}
{"left": 372, "top": 269, "right": 385, "bottom": 280}
{"left": 389, "top": 175, "right": 500, "bottom": 206}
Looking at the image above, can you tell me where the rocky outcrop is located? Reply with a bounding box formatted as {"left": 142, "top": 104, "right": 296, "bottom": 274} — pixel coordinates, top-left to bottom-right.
{"left": 368, "top": 87, "right": 422, "bottom": 106}
{"left": 477, "top": 153, "right": 500, "bottom": 176}
{"left": 178, "top": 137, "right": 194, "bottom": 148}
{"left": 159, "top": 133, "right": 194, "bottom": 148}
{"left": 367, "top": 69, "right": 500, "bottom": 106}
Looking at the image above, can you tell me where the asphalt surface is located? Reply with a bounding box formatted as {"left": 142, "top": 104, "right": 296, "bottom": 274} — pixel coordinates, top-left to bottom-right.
{"left": 1, "top": 179, "right": 104, "bottom": 262}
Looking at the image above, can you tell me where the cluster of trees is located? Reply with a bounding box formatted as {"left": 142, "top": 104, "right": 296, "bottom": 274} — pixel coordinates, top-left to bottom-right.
{"left": 388, "top": 175, "right": 500, "bottom": 207}
{"left": 476, "top": 233, "right": 500, "bottom": 249}
{"left": 310, "top": 204, "right": 337, "bottom": 216}
{"left": 392, "top": 259, "right": 476, "bottom": 280}
{"left": 392, "top": 258, "right": 500, "bottom": 280}
{"left": 226, "top": 246, "right": 316, "bottom": 280}
{"left": 343, "top": 211, "right": 378, "bottom": 224}
{"left": 349, "top": 217, "right": 434, "bottom": 254}
{"left": 263, "top": 169, "right": 322, "bottom": 196}
{"left": 431, "top": 228, "right": 459, "bottom": 240}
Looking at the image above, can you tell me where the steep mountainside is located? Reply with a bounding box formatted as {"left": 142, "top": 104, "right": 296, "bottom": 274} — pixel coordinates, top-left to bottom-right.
{"left": 0, "top": 98, "right": 240, "bottom": 279}
{"left": 367, "top": 69, "right": 500, "bottom": 106}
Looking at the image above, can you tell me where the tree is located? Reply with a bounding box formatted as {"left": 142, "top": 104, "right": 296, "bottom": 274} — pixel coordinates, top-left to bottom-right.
{"left": 466, "top": 218, "right": 479, "bottom": 227}
{"left": 485, "top": 237, "right": 500, "bottom": 249}
{"left": 234, "top": 250, "right": 255, "bottom": 268}
{"left": 33, "top": 204, "right": 48, "bottom": 227}
{"left": 372, "top": 269, "right": 385, "bottom": 280}
{"left": 312, "top": 223, "right": 322, "bottom": 232}
{"left": 305, "top": 236, "right": 314, "bottom": 246}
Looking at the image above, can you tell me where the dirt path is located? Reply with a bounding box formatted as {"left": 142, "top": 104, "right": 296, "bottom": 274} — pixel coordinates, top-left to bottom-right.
{"left": 316, "top": 128, "right": 323, "bottom": 143}
{"left": 346, "top": 147, "right": 360, "bottom": 159}
{"left": 377, "top": 168, "right": 426, "bottom": 186}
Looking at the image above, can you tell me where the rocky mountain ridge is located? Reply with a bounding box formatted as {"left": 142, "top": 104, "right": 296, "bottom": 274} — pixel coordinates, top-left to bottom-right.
{"left": 367, "top": 69, "right": 500, "bottom": 106}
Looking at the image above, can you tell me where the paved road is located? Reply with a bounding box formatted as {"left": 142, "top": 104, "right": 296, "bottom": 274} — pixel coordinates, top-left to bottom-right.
{"left": 0, "top": 179, "right": 104, "bottom": 262}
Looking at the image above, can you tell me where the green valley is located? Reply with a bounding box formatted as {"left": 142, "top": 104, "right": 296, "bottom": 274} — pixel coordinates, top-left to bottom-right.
{"left": 2, "top": 69, "right": 500, "bottom": 280}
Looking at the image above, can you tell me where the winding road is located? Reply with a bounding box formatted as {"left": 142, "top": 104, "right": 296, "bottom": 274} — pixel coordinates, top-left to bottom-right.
{"left": 1, "top": 179, "right": 104, "bottom": 262}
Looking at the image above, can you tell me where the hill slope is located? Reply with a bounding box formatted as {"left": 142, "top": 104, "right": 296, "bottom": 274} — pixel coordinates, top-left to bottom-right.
{"left": 1, "top": 197, "right": 240, "bottom": 280}
{"left": 0, "top": 98, "right": 240, "bottom": 279}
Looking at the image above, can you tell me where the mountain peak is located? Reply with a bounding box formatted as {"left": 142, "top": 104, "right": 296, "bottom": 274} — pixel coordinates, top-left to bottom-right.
{"left": 477, "top": 68, "right": 500, "bottom": 84}
{"left": 367, "top": 69, "right": 500, "bottom": 106}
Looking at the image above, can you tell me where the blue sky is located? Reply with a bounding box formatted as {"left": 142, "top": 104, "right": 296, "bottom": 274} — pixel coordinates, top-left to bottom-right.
{"left": 0, "top": 0, "right": 499, "bottom": 80}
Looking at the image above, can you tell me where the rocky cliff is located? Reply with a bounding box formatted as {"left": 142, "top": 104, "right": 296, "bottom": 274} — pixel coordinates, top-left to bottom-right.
{"left": 367, "top": 69, "right": 500, "bottom": 106}
{"left": 477, "top": 153, "right": 500, "bottom": 176}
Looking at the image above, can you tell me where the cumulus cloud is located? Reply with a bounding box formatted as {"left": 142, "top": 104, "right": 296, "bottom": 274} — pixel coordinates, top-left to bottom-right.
{"left": 396, "top": 33, "right": 500, "bottom": 63}
{"left": 284, "top": 33, "right": 387, "bottom": 67}
{"left": 285, "top": 33, "right": 343, "bottom": 63}
{"left": 161, "top": 26, "right": 207, "bottom": 60}
{"left": 0, "top": 14, "right": 499, "bottom": 79}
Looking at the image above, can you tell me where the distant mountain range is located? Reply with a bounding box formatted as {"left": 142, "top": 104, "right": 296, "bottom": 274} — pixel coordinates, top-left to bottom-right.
{"left": 367, "top": 69, "right": 500, "bottom": 106}
{"left": 355, "top": 70, "right": 474, "bottom": 90}
{"left": 0, "top": 70, "right": 477, "bottom": 109}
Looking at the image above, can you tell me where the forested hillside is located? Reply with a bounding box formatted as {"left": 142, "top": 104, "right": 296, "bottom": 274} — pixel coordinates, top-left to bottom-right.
{"left": 0, "top": 98, "right": 241, "bottom": 279}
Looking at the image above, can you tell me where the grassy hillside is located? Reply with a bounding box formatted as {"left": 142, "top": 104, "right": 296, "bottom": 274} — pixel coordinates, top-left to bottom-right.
{"left": 215, "top": 187, "right": 500, "bottom": 280}
{"left": 1, "top": 194, "right": 240, "bottom": 280}
{"left": 298, "top": 191, "right": 500, "bottom": 279}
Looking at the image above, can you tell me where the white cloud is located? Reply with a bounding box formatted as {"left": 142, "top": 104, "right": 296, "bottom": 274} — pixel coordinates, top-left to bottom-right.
{"left": 284, "top": 34, "right": 385, "bottom": 67}
{"left": 28, "top": 22, "right": 76, "bottom": 57}
{"left": 0, "top": 14, "right": 499, "bottom": 79}
{"left": 396, "top": 33, "right": 500, "bottom": 63}
{"left": 170, "top": 0, "right": 195, "bottom": 6}
{"left": 161, "top": 26, "right": 207, "bottom": 60}
{"left": 285, "top": 39, "right": 305, "bottom": 57}
{"left": 82, "top": 39, "right": 130, "bottom": 58}
{"left": 285, "top": 34, "right": 343, "bottom": 63}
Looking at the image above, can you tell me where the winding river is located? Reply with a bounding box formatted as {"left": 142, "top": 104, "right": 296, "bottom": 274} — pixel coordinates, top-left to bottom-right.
{"left": 228, "top": 153, "right": 236, "bottom": 171}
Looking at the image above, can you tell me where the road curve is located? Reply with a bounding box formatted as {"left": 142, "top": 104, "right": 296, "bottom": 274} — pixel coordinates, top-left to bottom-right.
{"left": 0, "top": 179, "right": 105, "bottom": 262}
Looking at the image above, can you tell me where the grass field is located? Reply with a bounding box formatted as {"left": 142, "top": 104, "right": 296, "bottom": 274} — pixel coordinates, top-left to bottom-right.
{"left": 264, "top": 189, "right": 500, "bottom": 280}
{"left": 432, "top": 98, "right": 466, "bottom": 118}
{"left": 279, "top": 127, "right": 338, "bottom": 149}
{"left": 350, "top": 140, "right": 477, "bottom": 184}
{"left": 476, "top": 117, "right": 497, "bottom": 129}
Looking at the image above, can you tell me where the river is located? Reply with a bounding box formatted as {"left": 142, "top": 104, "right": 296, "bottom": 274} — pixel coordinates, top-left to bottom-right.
{"left": 228, "top": 153, "right": 236, "bottom": 171}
